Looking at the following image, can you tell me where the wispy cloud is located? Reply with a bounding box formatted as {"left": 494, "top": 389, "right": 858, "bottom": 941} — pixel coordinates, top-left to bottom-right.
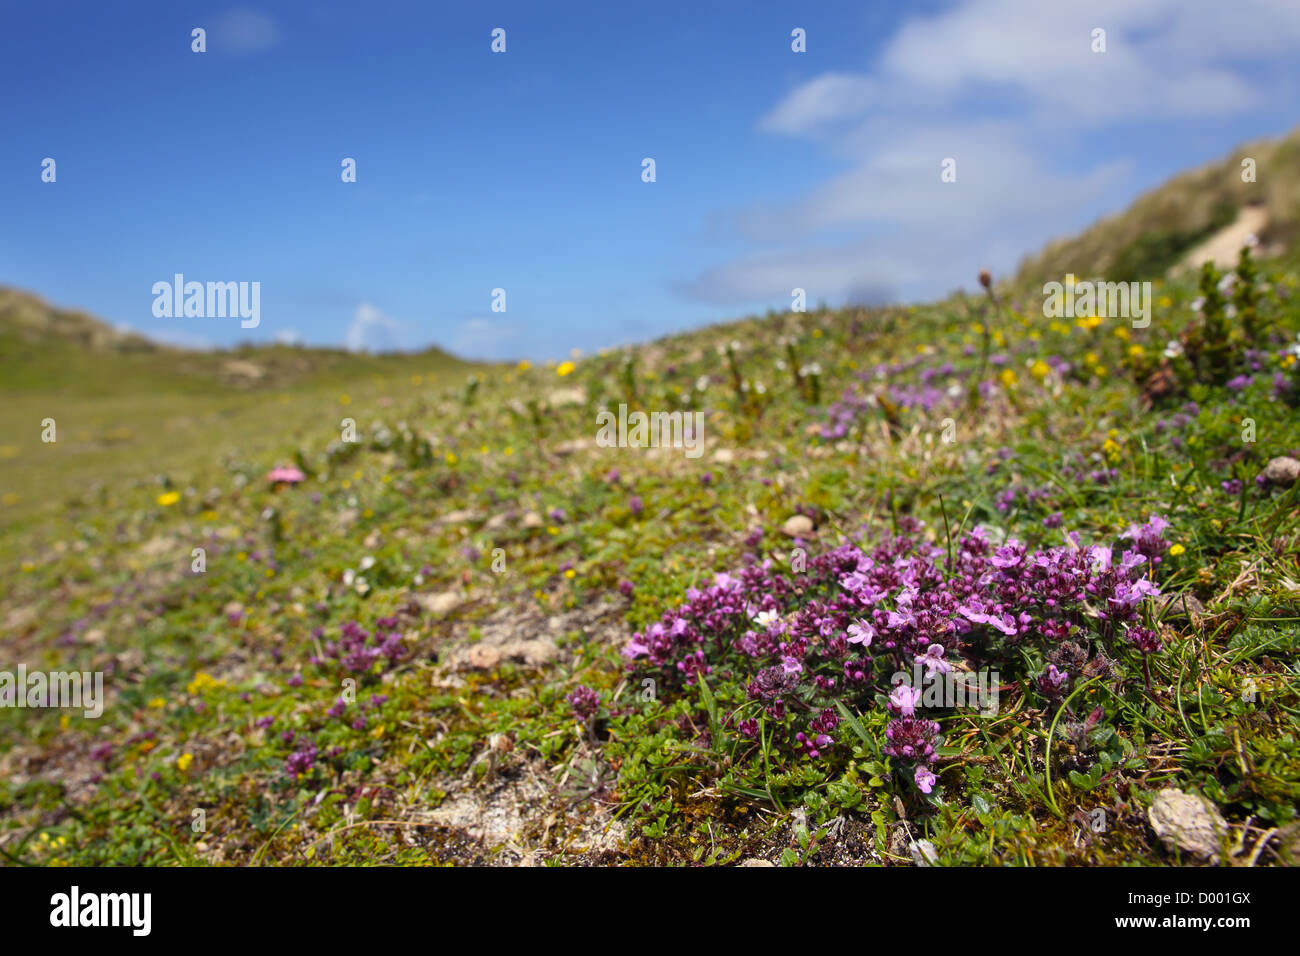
{"left": 346, "top": 303, "right": 407, "bottom": 353}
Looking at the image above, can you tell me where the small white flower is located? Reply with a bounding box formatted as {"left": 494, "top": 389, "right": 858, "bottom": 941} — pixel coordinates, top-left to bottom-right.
{"left": 343, "top": 569, "right": 356, "bottom": 586}
{"left": 752, "top": 609, "right": 779, "bottom": 629}
{"left": 1163, "top": 340, "right": 1184, "bottom": 359}
{"left": 1190, "top": 297, "right": 1205, "bottom": 313}
{"left": 360, "top": 555, "right": 376, "bottom": 571}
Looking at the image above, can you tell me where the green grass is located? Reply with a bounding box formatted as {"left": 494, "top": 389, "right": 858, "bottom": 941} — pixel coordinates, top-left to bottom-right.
{"left": 2, "top": 247, "right": 1299, "bottom": 867}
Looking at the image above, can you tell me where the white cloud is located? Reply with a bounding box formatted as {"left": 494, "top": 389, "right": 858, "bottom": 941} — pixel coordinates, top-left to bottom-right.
{"left": 346, "top": 303, "right": 406, "bottom": 353}
{"left": 689, "top": 0, "right": 1299, "bottom": 307}
{"left": 758, "top": 74, "right": 878, "bottom": 137}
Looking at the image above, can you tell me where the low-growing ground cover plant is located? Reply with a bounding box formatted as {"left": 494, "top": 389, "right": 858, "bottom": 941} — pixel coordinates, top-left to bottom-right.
{"left": 2, "top": 239, "right": 1298, "bottom": 867}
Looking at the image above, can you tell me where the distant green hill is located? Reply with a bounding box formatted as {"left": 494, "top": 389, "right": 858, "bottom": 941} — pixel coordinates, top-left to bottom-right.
{"left": 0, "top": 286, "right": 476, "bottom": 398}
{"left": 1010, "top": 123, "right": 1300, "bottom": 292}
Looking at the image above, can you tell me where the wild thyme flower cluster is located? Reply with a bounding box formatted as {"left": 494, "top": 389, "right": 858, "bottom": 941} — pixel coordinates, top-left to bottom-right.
{"left": 310, "top": 617, "right": 407, "bottom": 676}
{"left": 624, "top": 516, "right": 1169, "bottom": 792}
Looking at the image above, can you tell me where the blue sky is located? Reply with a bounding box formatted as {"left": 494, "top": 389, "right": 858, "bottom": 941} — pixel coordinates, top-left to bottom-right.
{"left": 3, "top": 0, "right": 1298, "bottom": 361}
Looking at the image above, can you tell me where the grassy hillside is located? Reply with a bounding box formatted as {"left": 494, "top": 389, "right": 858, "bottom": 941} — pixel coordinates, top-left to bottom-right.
{"left": 1011, "top": 124, "right": 1300, "bottom": 292}
{"left": 3, "top": 185, "right": 1300, "bottom": 867}
{"left": 0, "top": 288, "right": 480, "bottom": 537}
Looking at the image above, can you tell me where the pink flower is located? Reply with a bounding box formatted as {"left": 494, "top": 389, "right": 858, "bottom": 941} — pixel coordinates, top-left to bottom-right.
{"left": 846, "top": 619, "right": 875, "bottom": 646}
{"left": 917, "top": 642, "right": 950, "bottom": 676}
{"left": 266, "top": 466, "right": 305, "bottom": 486}
{"left": 890, "top": 682, "right": 921, "bottom": 717}
{"left": 914, "top": 765, "right": 937, "bottom": 794}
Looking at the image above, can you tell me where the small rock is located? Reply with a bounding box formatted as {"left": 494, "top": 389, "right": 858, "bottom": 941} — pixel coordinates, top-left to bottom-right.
{"left": 419, "top": 591, "right": 462, "bottom": 616}
{"left": 1148, "top": 788, "right": 1228, "bottom": 861}
{"left": 738, "top": 858, "right": 775, "bottom": 867}
{"left": 500, "top": 638, "right": 558, "bottom": 667}
{"left": 1260, "top": 456, "right": 1300, "bottom": 487}
{"left": 522, "top": 511, "right": 543, "bottom": 529}
{"left": 461, "top": 638, "right": 556, "bottom": 670}
{"left": 466, "top": 644, "right": 502, "bottom": 670}
{"left": 548, "top": 387, "right": 587, "bottom": 408}
{"left": 1156, "top": 592, "right": 1206, "bottom": 622}
{"left": 782, "top": 514, "right": 814, "bottom": 538}
{"left": 1274, "top": 820, "right": 1300, "bottom": 865}
{"left": 551, "top": 439, "right": 589, "bottom": 456}
{"left": 909, "top": 839, "right": 939, "bottom": 866}
{"left": 363, "top": 530, "right": 382, "bottom": 550}
{"left": 712, "top": 449, "right": 735, "bottom": 463}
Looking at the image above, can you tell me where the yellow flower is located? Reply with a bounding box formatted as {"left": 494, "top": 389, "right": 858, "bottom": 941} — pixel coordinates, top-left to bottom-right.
{"left": 1083, "top": 351, "right": 1099, "bottom": 366}
{"left": 339, "top": 394, "right": 351, "bottom": 405}
{"left": 556, "top": 361, "right": 576, "bottom": 376}
{"left": 1128, "top": 344, "right": 1145, "bottom": 358}
{"left": 1030, "top": 360, "right": 1050, "bottom": 380}
{"left": 177, "top": 753, "right": 194, "bottom": 772}
{"left": 517, "top": 359, "right": 532, "bottom": 371}
{"left": 148, "top": 697, "right": 166, "bottom": 709}
{"left": 1076, "top": 315, "right": 1102, "bottom": 330}
{"left": 1114, "top": 326, "right": 1130, "bottom": 341}
{"left": 1169, "top": 544, "right": 1185, "bottom": 556}
{"left": 157, "top": 491, "right": 181, "bottom": 507}
{"left": 186, "top": 671, "right": 225, "bottom": 695}
{"left": 999, "top": 369, "right": 1017, "bottom": 389}
{"left": 564, "top": 568, "right": 576, "bottom": 579}
{"left": 445, "top": 451, "right": 458, "bottom": 465}
{"left": 1094, "top": 366, "right": 1108, "bottom": 377}
{"left": 1157, "top": 296, "right": 1172, "bottom": 308}
{"left": 1103, "top": 438, "right": 1121, "bottom": 462}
